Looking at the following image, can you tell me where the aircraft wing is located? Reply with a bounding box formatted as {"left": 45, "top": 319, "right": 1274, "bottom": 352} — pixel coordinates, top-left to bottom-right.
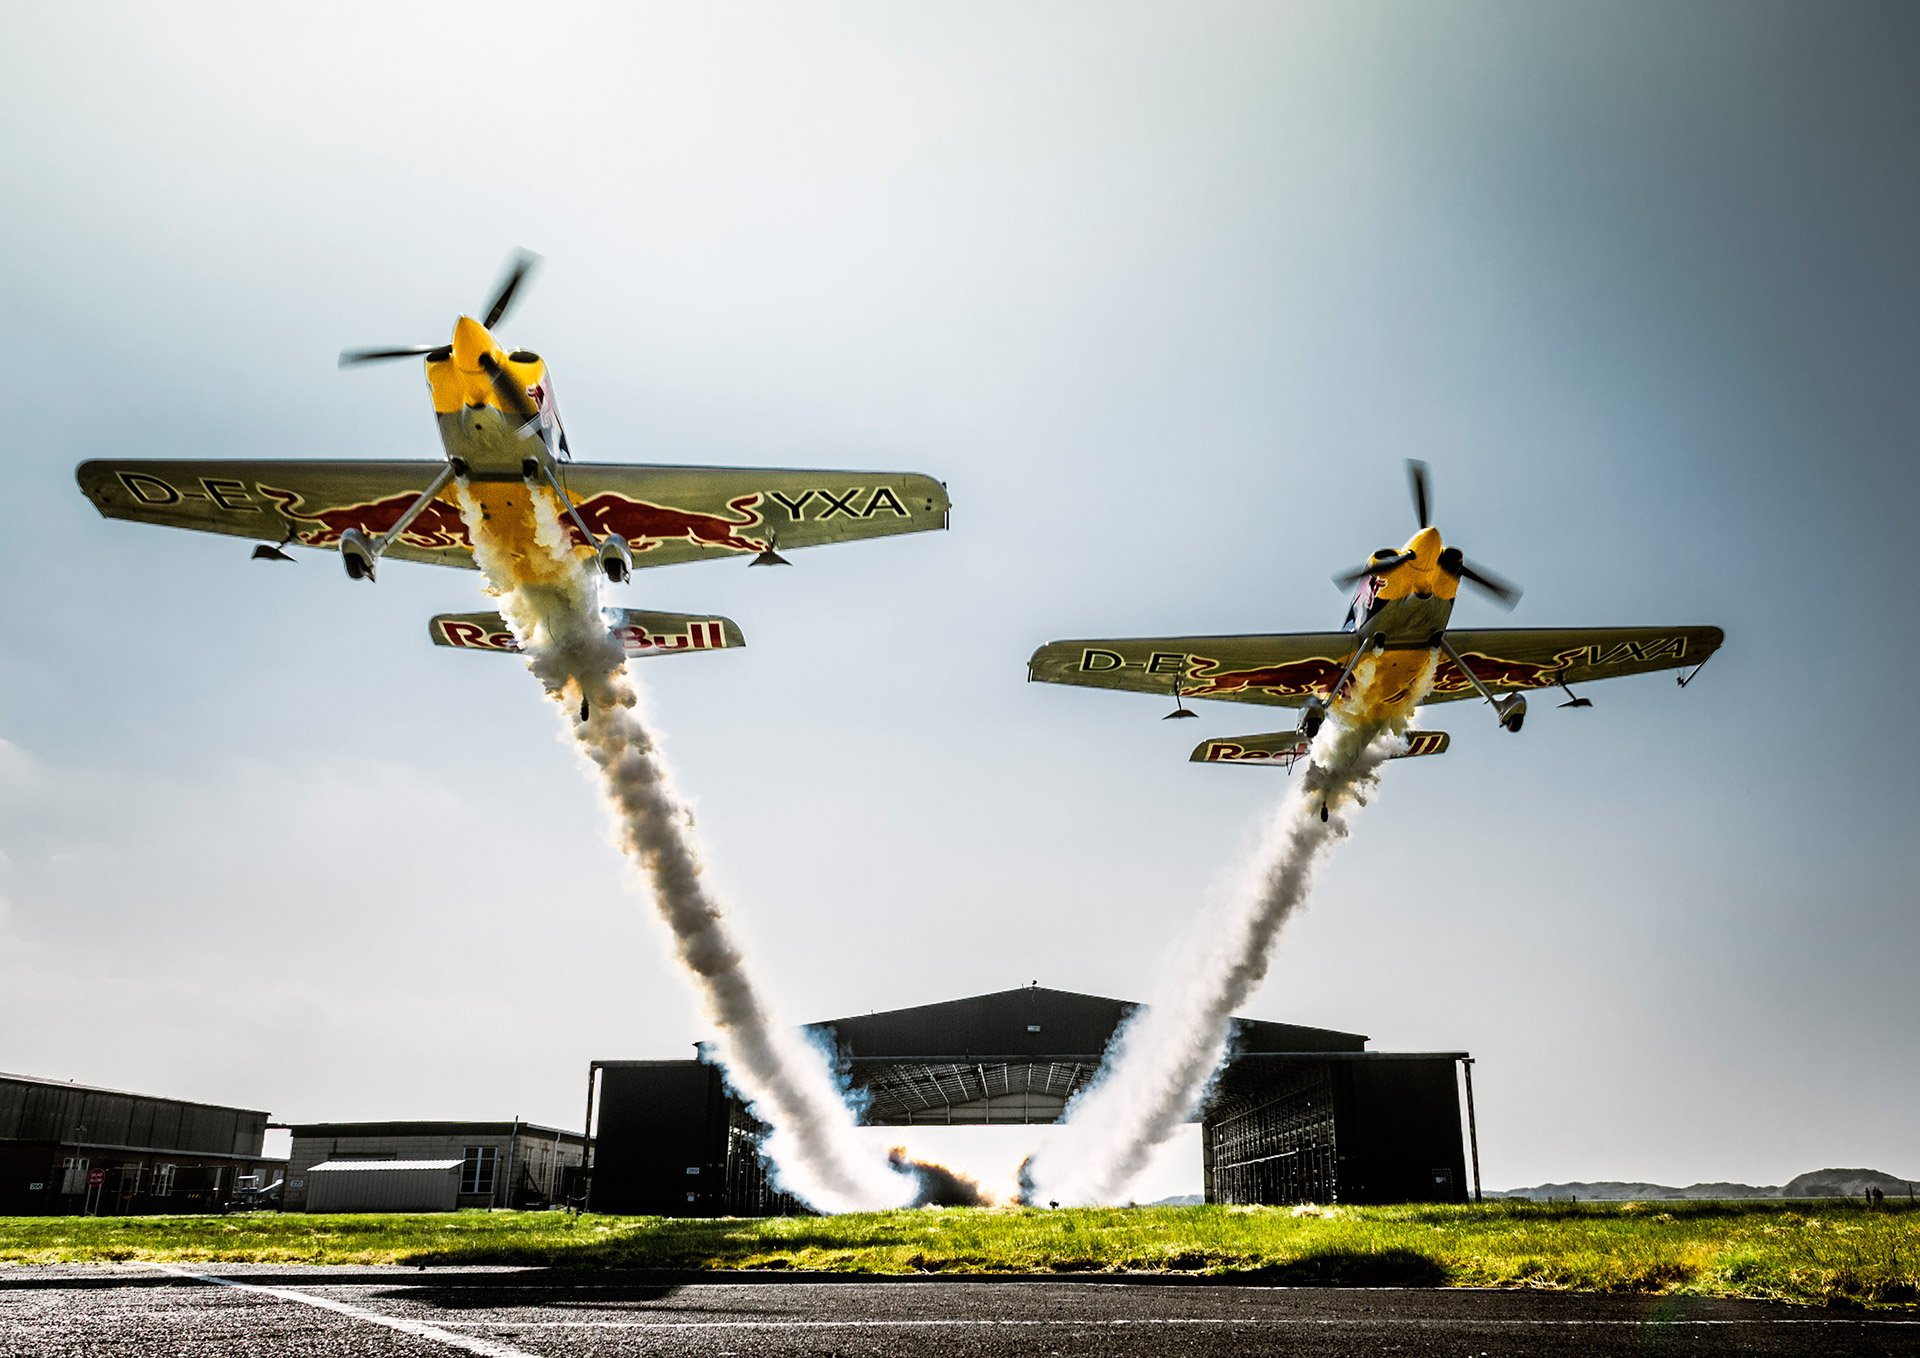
{"left": 1428, "top": 625, "right": 1724, "bottom": 701}
{"left": 76, "top": 460, "right": 949, "bottom": 570}
{"left": 552, "top": 463, "right": 948, "bottom": 567}
{"left": 1028, "top": 633, "right": 1361, "bottom": 708}
{"left": 76, "top": 459, "right": 475, "bottom": 567}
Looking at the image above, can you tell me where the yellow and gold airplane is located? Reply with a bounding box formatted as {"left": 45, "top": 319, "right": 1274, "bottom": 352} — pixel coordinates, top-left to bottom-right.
{"left": 1030, "top": 462, "right": 1721, "bottom": 783}
{"left": 77, "top": 251, "right": 949, "bottom": 663}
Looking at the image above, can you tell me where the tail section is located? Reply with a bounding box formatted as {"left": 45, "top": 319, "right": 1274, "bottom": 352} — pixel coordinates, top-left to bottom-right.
{"left": 430, "top": 608, "right": 744, "bottom": 657}
{"left": 1191, "top": 729, "right": 1450, "bottom": 768}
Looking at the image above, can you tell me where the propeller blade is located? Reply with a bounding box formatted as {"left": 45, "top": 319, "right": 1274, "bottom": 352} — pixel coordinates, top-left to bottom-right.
{"left": 1408, "top": 459, "right": 1432, "bottom": 528}
{"left": 1458, "top": 559, "right": 1524, "bottom": 609}
{"left": 1332, "top": 550, "right": 1415, "bottom": 590}
{"left": 478, "top": 351, "right": 538, "bottom": 418}
{"left": 482, "top": 250, "right": 540, "bottom": 329}
{"left": 339, "top": 345, "right": 441, "bottom": 367}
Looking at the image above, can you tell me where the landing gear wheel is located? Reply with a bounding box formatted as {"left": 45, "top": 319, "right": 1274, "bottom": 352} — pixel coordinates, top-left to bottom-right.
{"left": 1320, "top": 803, "right": 1329, "bottom": 823}
{"left": 1302, "top": 711, "right": 1324, "bottom": 740}
{"left": 450, "top": 458, "right": 470, "bottom": 480}
{"left": 1503, "top": 710, "right": 1525, "bottom": 733}
{"left": 521, "top": 458, "right": 540, "bottom": 481}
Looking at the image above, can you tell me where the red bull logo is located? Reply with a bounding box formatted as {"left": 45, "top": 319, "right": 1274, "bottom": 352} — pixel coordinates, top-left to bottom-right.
{"left": 260, "top": 485, "right": 471, "bottom": 550}
{"left": 258, "top": 485, "right": 770, "bottom": 557}
{"left": 618, "top": 620, "right": 732, "bottom": 653}
{"left": 435, "top": 619, "right": 518, "bottom": 650}
{"left": 565, "top": 492, "right": 767, "bottom": 555}
{"left": 1432, "top": 651, "right": 1572, "bottom": 694}
{"left": 1197, "top": 738, "right": 1309, "bottom": 764}
{"left": 435, "top": 615, "right": 733, "bottom": 655}
{"left": 1184, "top": 655, "right": 1349, "bottom": 700}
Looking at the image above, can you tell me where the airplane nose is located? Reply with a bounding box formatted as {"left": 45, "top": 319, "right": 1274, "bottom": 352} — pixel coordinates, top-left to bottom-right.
{"left": 452, "top": 315, "right": 495, "bottom": 370}
{"left": 1408, "top": 525, "right": 1444, "bottom": 560}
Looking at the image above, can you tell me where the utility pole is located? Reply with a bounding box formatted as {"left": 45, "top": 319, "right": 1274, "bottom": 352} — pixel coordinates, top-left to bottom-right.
{"left": 1461, "top": 1058, "right": 1483, "bottom": 1204}
{"left": 580, "top": 1064, "right": 600, "bottom": 1213}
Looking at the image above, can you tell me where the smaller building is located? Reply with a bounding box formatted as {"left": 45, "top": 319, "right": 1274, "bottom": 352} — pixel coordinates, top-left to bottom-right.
{"left": 282, "top": 1121, "right": 586, "bottom": 1212}
{"left": 0, "top": 1071, "right": 281, "bottom": 1216}
{"left": 306, "top": 1159, "right": 463, "bottom": 1213}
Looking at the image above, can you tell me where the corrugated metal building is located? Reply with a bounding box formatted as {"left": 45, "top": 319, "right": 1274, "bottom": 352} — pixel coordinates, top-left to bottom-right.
{"left": 282, "top": 1121, "right": 586, "bottom": 1212}
{"left": 586, "top": 987, "right": 1477, "bottom": 1215}
{"left": 305, "top": 1159, "right": 463, "bottom": 1213}
{"left": 0, "top": 1071, "right": 280, "bottom": 1216}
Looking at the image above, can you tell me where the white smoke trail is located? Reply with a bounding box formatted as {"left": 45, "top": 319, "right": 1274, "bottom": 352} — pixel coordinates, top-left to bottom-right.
{"left": 453, "top": 486, "right": 914, "bottom": 1213}
{"left": 1020, "top": 656, "right": 1436, "bottom": 1206}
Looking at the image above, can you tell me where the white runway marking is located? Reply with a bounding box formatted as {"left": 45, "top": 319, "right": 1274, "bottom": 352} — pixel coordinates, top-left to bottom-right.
{"left": 425, "top": 1316, "right": 1918, "bottom": 1330}
{"left": 153, "top": 1266, "right": 543, "bottom": 1358}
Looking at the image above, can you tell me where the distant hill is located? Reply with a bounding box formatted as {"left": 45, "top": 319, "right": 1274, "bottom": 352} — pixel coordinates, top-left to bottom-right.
{"left": 1490, "top": 1167, "right": 1915, "bottom": 1201}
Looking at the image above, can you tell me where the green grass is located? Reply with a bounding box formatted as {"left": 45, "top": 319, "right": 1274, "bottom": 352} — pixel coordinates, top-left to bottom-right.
{"left": 1, "top": 1201, "right": 1914, "bottom": 1309}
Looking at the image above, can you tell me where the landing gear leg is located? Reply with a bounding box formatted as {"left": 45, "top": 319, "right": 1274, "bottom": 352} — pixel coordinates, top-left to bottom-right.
{"left": 1301, "top": 628, "right": 1383, "bottom": 740}
{"left": 369, "top": 464, "right": 457, "bottom": 558}
{"left": 529, "top": 458, "right": 630, "bottom": 580}
{"left": 529, "top": 458, "right": 600, "bottom": 547}
{"left": 1437, "top": 634, "right": 1527, "bottom": 731}
{"left": 343, "top": 463, "right": 457, "bottom": 580}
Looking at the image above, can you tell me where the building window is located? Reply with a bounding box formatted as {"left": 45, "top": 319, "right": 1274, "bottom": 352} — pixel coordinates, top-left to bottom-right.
{"left": 460, "top": 1147, "right": 497, "bottom": 1196}
{"left": 61, "top": 1158, "right": 88, "bottom": 1194}
{"left": 153, "top": 1164, "right": 175, "bottom": 1197}
{"left": 123, "top": 1164, "right": 144, "bottom": 1195}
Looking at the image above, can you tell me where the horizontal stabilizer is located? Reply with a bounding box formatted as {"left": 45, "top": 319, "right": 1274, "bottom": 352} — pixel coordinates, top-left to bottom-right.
{"left": 1190, "top": 729, "right": 1451, "bottom": 768}
{"left": 429, "top": 609, "right": 744, "bottom": 657}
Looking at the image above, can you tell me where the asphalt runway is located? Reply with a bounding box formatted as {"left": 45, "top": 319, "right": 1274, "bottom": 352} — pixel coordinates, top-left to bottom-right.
{"left": 2, "top": 1266, "right": 1917, "bottom": 1357}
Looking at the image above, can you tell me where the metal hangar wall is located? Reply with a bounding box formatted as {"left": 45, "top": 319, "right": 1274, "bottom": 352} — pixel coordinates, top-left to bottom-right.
{"left": 587, "top": 987, "right": 1475, "bottom": 1215}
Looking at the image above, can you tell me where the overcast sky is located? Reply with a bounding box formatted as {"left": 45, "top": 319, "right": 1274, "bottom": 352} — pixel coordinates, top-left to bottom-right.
{"left": 2, "top": 1, "right": 1915, "bottom": 1195}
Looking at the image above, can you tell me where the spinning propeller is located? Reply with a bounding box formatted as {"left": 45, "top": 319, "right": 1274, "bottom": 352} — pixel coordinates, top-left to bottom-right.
{"left": 338, "top": 250, "right": 540, "bottom": 373}
{"left": 1331, "top": 460, "right": 1523, "bottom": 609}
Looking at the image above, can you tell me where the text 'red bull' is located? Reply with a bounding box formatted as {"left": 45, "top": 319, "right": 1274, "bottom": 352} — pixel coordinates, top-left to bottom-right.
{"left": 436, "top": 619, "right": 731, "bottom": 654}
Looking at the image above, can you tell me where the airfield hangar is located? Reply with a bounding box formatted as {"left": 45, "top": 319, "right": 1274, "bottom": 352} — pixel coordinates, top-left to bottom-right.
{"left": 586, "top": 987, "right": 1475, "bottom": 1214}
{"left": 0, "top": 1071, "right": 281, "bottom": 1216}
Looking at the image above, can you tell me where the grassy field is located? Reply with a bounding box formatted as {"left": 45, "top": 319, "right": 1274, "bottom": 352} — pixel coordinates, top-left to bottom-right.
{"left": 1, "top": 1201, "right": 1914, "bottom": 1309}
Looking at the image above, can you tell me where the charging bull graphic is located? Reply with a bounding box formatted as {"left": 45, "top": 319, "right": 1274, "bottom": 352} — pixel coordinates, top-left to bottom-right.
{"left": 259, "top": 485, "right": 472, "bottom": 550}
{"left": 1431, "top": 650, "right": 1577, "bottom": 695}
{"left": 1184, "top": 655, "right": 1349, "bottom": 700}
{"left": 565, "top": 491, "right": 768, "bottom": 556}
{"left": 257, "top": 486, "right": 771, "bottom": 558}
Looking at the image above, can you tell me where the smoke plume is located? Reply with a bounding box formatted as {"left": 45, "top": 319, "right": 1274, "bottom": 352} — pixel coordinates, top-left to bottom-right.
{"left": 888, "top": 1147, "right": 987, "bottom": 1207}
{"left": 453, "top": 486, "right": 914, "bottom": 1213}
{"left": 1018, "top": 655, "right": 1436, "bottom": 1205}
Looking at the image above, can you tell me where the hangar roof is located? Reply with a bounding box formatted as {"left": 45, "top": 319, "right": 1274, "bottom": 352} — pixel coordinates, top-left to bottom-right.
{"left": 309, "top": 1159, "right": 463, "bottom": 1172}
{"left": 283, "top": 1120, "right": 585, "bottom": 1143}
{"left": 0, "top": 1070, "right": 268, "bottom": 1118}
{"left": 798, "top": 986, "right": 1368, "bottom": 1061}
